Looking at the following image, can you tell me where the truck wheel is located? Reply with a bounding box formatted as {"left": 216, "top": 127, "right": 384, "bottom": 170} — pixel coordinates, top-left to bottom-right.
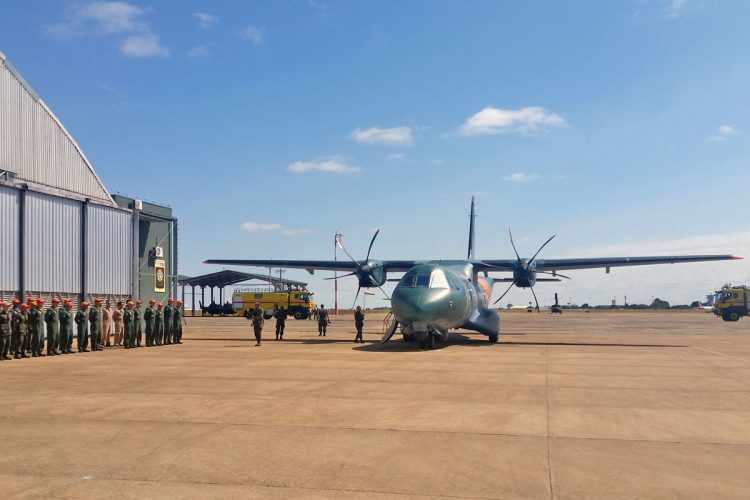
{"left": 294, "top": 311, "right": 303, "bottom": 320}
{"left": 730, "top": 312, "right": 740, "bottom": 322}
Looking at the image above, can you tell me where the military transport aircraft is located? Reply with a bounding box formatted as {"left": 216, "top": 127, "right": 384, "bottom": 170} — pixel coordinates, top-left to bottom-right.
{"left": 205, "top": 198, "right": 741, "bottom": 348}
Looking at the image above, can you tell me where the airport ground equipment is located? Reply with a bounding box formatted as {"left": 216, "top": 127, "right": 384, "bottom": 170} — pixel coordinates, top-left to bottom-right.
{"left": 551, "top": 293, "right": 562, "bottom": 314}
{"left": 713, "top": 285, "right": 749, "bottom": 321}
{"left": 232, "top": 289, "right": 315, "bottom": 319}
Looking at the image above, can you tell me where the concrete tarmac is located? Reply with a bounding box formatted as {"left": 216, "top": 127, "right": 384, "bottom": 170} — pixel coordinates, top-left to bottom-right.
{"left": 1, "top": 310, "right": 749, "bottom": 499}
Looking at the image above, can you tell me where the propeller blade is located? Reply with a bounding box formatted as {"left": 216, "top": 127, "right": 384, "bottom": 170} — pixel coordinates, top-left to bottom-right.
{"left": 528, "top": 234, "right": 556, "bottom": 266}
{"left": 530, "top": 286, "right": 540, "bottom": 312}
{"left": 377, "top": 285, "right": 391, "bottom": 301}
{"left": 493, "top": 281, "right": 515, "bottom": 305}
{"left": 352, "top": 286, "right": 361, "bottom": 309}
{"left": 324, "top": 272, "right": 357, "bottom": 280}
{"left": 508, "top": 228, "right": 521, "bottom": 262}
{"left": 366, "top": 229, "right": 380, "bottom": 261}
{"left": 538, "top": 271, "right": 572, "bottom": 280}
{"left": 337, "top": 237, "right": 361, "bottom": 267}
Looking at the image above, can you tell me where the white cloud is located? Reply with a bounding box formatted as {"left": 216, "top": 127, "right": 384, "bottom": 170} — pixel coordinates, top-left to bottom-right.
{"left": 241, "top": 222, "right": 311, "bottom": 237}
{"left": 351, "top": 126, "right": 414, "bottom": 146}
{"left": 708, "top": 124, "right": 739, "bottom": 142}
{"left": 666, "top": 0, "right": 688, "bottom": 18}
{"left": 503, "top": 172, "right": 540, "bottom": 183}
{"left": 288, "top": 159, "right": 360, "bottom": 174}
{"left": 193, "top": 12, "right": 218, "bottom": 29}
{"left": 121, "top": 32, "right": 169, "bottom": 58}
{"left": 241, "top": 25, "right": 264, "bottom": 46}
{"left": 459, "top": 106, "right": 566, "bottom": 136}
{"left": 187, "top": 45, "right": 210, "bottom": 57}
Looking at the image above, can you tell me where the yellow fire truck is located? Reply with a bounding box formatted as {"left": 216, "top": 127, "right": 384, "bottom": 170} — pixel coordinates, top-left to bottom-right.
{"left": 232, "top": 289, "right": 316, "bottom": 319}
{"left": 713, "top": 285, "right": 749, "bottom": 322}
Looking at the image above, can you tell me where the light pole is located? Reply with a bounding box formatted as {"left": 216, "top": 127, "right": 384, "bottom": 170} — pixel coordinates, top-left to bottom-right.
{"left": 334, "top": 232, "right": 342, "bottom": 315}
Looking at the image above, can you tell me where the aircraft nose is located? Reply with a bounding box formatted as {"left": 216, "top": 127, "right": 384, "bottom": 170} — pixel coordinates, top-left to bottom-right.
{"left": 391, "top": 287, "right": 449, "bottom": 323}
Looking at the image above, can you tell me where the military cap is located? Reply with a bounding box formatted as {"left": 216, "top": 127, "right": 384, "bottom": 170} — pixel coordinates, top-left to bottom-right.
{"left": 81, "top": 301, "right": 90, "bottom": 308}
{"left": 167, "top": 298, "right": 175, "bottom": 304}
{"left": 20, "top": 303, "right": 29, "bottom": 311}
{"left": 36, "top": 298, "right": 45, "bottom": 306}
{"left": 12, "top": 298, "right": 21, "bottom": 305}
{"left": 157, "top": 303, "right": 164, "bottom": 309}
{"left": 94, "top": 297, "right": 103, "bottom": 304}
{"left": 52, "top": 297, "right": 61, "bottom": 304}
{"left": 148, "top": 299, "right": 156, "bottom": 305}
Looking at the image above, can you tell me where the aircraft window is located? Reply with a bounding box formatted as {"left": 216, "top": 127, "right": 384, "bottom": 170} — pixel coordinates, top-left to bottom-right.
{"left": 429, "top": 269, "right": 449, "bottom": 289}
{"left": 401, "top": 274, "right": 416, "bottom": 288}
{"left": 416, "top": 274, "right": 430, "bottom": 287}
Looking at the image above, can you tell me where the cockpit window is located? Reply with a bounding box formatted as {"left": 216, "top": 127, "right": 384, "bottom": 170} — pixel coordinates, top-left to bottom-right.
{"left": 416, "top": 274, "right": 430, "bottom": 287}
{"left": 429, "top": 269, "right": 449, "bottom": 289}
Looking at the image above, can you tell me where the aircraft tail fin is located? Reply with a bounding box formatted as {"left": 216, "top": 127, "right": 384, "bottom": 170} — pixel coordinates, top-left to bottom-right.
{"left": 467, "top": 196, "right": 476, "bottom": 260}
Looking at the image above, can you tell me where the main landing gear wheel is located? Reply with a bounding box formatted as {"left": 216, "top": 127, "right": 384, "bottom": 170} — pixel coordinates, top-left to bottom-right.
{"left": 488, "top": 334, "right": 498, "bottom": 344}
{"left": 402, "top": 333, "right": 413, "bottom": 342}
{"left": 420, "top": 332, "right": 438, "bottom": 349}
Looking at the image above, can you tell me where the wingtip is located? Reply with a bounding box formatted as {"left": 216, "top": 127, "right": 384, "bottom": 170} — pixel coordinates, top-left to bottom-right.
{"left": 732, "top": 255, "right": 744, "bottom": 260}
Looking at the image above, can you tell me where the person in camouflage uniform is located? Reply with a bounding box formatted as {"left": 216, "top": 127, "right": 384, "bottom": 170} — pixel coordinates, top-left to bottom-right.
{"left": 44, "top": 298, "right": 61, "bottom": 355}
{"left": 248, "top": 302, "right": 264, "bottom": 346}
{"left": 75, "top": 301, "right": 90, "bottom": 352}
{"left": 112, "top": 302, "right": 124, "bottom": 346}
{"left": 9, "top": 298, "right": 21, "bottom": 355}
{"left": 89, "top": 298, "right": 102, "bottom": 351}
{"left": 144, "top": 299, "right": 155, "bottom": 347}
{"left": 274, "top": 306, "right": 287, "bottom": 341}
{"left": 13, "top": 303, "right": 29, "bottom": 359}
{"left": 0, "top": 301, "right": 11, "bottom": 360}
{"left": 123, "top": 301, "right": 134, "bottom": 348}
{"left": 163, "top": 299, "right": 174, "bottom": 345}
{"left": 354, "top": 306, "right": 365, "bottom": 343}
{"left": 58, "top": 300, "right": 74, "bottom": 354}
{"left": 317, "top": 305, "right": 329, "bottom": 337}
{"left": 134, "top": 300, "right": 143, "bottom": 347}
{"left": 28, "top": 298, "right": 45, "bottom": 357}
{"left": 154, "top": 302, "right": 164, "bottom": 345}
{"left": 173, "top": 300, "right": 184, "bottom": 344}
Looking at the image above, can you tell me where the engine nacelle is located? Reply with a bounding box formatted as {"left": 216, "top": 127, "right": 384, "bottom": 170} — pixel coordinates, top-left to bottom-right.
{"left": 357, "top": 260, "right": 386, "bottom": 287}
{"left": 512, "top": 261, "right": 537, "bottom": 288}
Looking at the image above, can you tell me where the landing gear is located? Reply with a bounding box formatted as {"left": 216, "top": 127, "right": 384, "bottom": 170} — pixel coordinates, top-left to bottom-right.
{"left": 420, "top": 331, "right": 438, "bottom": 349}
{"left": 402, "top": 333, "right": 413, "bottom": 342}
{"left": 488, "top": 334, "right": 498, "bottom": 344}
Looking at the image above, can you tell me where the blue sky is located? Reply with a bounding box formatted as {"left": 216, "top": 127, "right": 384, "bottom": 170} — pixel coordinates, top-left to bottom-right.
{"left": 2, "top": 1, "right": 749, "bottom": 306}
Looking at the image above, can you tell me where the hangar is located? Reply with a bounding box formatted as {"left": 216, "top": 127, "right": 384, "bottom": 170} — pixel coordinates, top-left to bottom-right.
{"left": 0, "top": 51, "right": 178, "bottom": 305}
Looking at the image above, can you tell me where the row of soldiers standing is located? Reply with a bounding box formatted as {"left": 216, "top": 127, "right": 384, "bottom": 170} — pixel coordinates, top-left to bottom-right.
{"left": 0, "top": 297, "right": 185, "bottom": 360}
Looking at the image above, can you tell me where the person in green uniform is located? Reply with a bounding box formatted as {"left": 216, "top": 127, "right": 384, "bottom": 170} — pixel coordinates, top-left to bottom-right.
{"left": 134, "top": 300, "right": 143, "bottom": 347}
{"left": 274, "top": 306, "right": 287, "bottom": 341}
{"left": 44, "top": 298, "right": 61, "bottom": 355}
{"left": 75, "top": 302, "right": 90, "bottom": 352}
{"left": 58, "top": 300, "right": 74, "bottom": 354}
{"left": 89, "top": 298, "right": 102, "bottom": 352}
{"left": 163, "top": 299, "right": 174, "bottom": 345}
{"left": 354, "top": 306, "right": 365, "bottom": 343}
{"left": 144, "top": 299, "right": 155, "bottom": 347}
{"left": 123, "top": 301, "right": 134, "bottom": 349}
{"left": 317, "top": 305, "right": 329, "bottom": 337}
{"left": 248, "top": 302, "right": 264, "bottom": 346}
{"left": 28, "top": 298, "right": 44, "bottom": 357}
{"left": 9, "top": 298, "right": 21, "bottom": 355}
{"left": 0, "top": 301, "right": 11, "bottom": 360}
{"left": 155, "top": 302, "right": 164, "bottom": 345}
{"left": 173, "top": 300, "right": 184, "bottom": 344}
{"left": 13, "top": 303, "right": 29, "bottom": 359}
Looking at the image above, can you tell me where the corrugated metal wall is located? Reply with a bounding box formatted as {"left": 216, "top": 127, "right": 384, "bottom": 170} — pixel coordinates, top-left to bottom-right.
{"left": 0, "top": 185, "right": 19, "bottom": 291}
{"left": 87, "top": 204, "right": 133, "bottom": 295}
{"left": 0, "top": 55, "right": 112, "bottom": 204}
{"left": 24, "top": 191, "right": 81, "bottom": 293}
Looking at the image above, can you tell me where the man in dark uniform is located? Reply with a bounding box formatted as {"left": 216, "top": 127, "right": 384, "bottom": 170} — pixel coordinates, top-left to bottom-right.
{"left": 134, "top": 300, "right": 143, "bottom": 347}
{"left": 317, "top": 305, "right": 329, "bottom": 336}
{"left": 155, "top": 302, "right": 164, "bottom": 345}
{"left": 9, "top": 298, "right": 20, "bottom": 355}
{"left": 28, "top": 298, "right": 44, "bottom": 357}
{"left": 0, "top": 301, "right": 11, "bottom": 360}
{"left": 13, "top": 303, "right": 29, "bottom": 359}
{"left": 75, "top": 301, "right": 90, "bottom": 352}
{"left": 173, "top": 300, "right": 184, "bottom": 344}
{"left": 144, "top": 299, "right": 156, "bottom": 347}
{"left": 354, "top": 306, "right": 365, "bottom": 343}
{"left": 248, "top": 302, "right": 264, "bottom": 346}
{"left": 89, "top": 298, "right": 102, "bottom": 352}
{"left": 44, "top": 298, "right": 61, "bottom": 355}
{"left": 123, "top": 301, "right": 134, "bottom": 348}
{"left": 163, "top": 299, "right": 174, "bottom": 345}
{"left": 274, "top": 306, "right": 287, "bottom": 340}
{"left": 59, "top": 300, "right": 74, "bottom": 354}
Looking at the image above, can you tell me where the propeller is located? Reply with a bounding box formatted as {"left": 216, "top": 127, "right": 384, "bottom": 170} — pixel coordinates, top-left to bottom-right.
{"left": 492, "top": 228, "right": 562, "bottom": 312}
{"left": 327, "top": 230, "right": 391, "bottom": 307}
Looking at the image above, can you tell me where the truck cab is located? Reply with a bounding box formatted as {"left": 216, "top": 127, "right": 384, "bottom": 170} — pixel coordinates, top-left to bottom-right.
{"left": 713, "top": 285, "right": 748, "bottom": 321}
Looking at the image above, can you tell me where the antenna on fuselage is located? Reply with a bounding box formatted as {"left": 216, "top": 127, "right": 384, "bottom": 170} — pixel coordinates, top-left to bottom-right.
{"left": 467, "top": 196, "right": 476, "bottom": 260}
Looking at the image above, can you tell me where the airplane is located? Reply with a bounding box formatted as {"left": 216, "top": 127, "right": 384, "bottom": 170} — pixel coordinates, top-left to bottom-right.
{"left": 205, "top": 198, "right": 741, "bottom": 348}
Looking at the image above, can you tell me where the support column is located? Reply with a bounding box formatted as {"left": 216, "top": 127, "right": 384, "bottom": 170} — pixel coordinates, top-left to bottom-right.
{"left": 18, "top": 185, "right": 27, "bottom": 300}
{"left": 80, "top": 199, "right": 89, "bottom": 302}
{"left": 191, "top": 285, "right": 195, "bottom": 317}
{"left": 210, "top": 286, "right": 214, "bottom": 304}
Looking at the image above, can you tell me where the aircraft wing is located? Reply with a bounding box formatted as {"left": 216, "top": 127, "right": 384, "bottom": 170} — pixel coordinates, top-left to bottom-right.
{"left": 478, "top": 254, "right": 740, "bottom": 271}
{"left": 203, "top": 259, "right": 419, "bottom": 273}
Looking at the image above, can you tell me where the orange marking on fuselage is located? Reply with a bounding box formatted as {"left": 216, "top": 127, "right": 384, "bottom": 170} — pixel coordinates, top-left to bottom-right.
{"left": 476, "top": 276, "right": 492, "bottom": 300}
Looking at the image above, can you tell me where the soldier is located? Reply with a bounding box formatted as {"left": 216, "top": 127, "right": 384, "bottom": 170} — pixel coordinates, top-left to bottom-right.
{"left": 173, "top": 300, "right": 184, "bottom": 344}
{"left": 9, "top": 298, "right": 20, "bottom": 355}
{"left": 354, "top": 306, "right": 365, "bottom": 343}
{"left": 75, "top": 301, "right": 90, "bottom": 352}
{"left": 101, "top": 300, "right": 112, "bottom": 348}
{"left": 144, "top": 299, "right": 156, "bottom": 347}
{"left": 163, "top": 298, "right": 174, "bottom": 345}
{"left": 28, "top": 298, "right": 44, "bottom": 357}
{"left": 249, "top": 302, "right": 264, "bottom": 346}
{"left": 23, "top": 297, "right": 33, "bottom": 353}
{"left": 154, "top": 302, "right": 164, "bottom": 345}
{"left": 113, "top": 301, "right": 124, "bottom": 346}
{"left": 317, "top": 305, "right": 329, "bottom": 337}
{"left": 134, "top": 300, "right": 143, "bottom": 347}
{"left": 274, "top": 306, "right": 287, "bottom": 341}
{"left": 44, "top": 298, "right": 61, "bottom": 355}
{"left": 59, "top": 300, "right": 74, "bottom": 354}
{"left": 0, "top": 301, "right": 11, "bottom": 360}
{"left": 123, "top": 301, "right": 134, "bottom": 349}
{"left": 89, "top": 298, "right": 102, "bottom": 351}
{"left": 13, "top": 303, "right": 29, "bottom": 359}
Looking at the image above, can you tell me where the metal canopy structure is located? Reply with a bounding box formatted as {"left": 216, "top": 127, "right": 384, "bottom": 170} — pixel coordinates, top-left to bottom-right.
{"left": 177, "top": 270, "right": 308, "bottom": 313}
